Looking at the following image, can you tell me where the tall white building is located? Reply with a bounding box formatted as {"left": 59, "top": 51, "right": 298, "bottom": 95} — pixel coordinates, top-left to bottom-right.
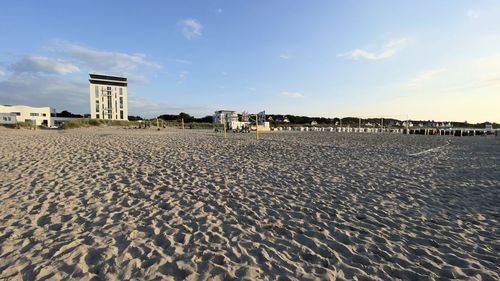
{"left": 89, "top": 73, "right": 128, "bottom": 120}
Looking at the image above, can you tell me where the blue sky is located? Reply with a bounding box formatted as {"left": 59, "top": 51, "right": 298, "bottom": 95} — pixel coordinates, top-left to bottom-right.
{"left": 0, "top": 1, "right": 499, "bottom": 122}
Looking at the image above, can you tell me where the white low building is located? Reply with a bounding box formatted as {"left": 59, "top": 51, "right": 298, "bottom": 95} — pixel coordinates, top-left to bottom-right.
{"left": 0, "top": 112, "right": 17, "bottom": 125}
{"left": 0, "top": 105, "right": 56, "bottom": 126}
{"left": 213, "top": 110, "right": 238, "bottom": 124}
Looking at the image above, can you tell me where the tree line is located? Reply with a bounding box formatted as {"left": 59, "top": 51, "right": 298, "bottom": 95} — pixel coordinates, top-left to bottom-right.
{"left": 55, "top": 110, "right": 499, "bottom": 128}
{"left": 157, "top": 112, "right": 213, "bottom": 123}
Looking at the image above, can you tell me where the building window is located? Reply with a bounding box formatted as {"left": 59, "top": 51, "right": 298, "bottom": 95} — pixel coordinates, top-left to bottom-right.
{"left": 119, "top": 88, "right": 123, "bottom": 95}
{"left": 119, "top": 97, "right": 123, "bottom": 109}
{"left": 108, "top": 113, "right": 112, "bottom": 119}
{"left": 96, "top": 101, "right": 99, "bottom": 112}
{"left": 107, "top": 86, "right": 111, "bottom": 91}
{"left": 11, "top": 112, "right": 20, "bottom": 116}
{"left": 42, "top": 113, "right": 46, "bottom": 117}
{"left": 95, "top": 85, "right": 99, "bottom": 97}
{"left": 30, "top": 113, "right": 39, "bottom": 117}
{"left": 96, "top": 114, "right": 100, "bottom": 119}
{"left": 120, "top": 111, "right": 123, "bottom": 119}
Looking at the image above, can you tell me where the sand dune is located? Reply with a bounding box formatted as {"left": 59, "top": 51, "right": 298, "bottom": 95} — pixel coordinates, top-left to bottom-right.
{"left": 0, "top": 127, "right": 498, "bottom": 280}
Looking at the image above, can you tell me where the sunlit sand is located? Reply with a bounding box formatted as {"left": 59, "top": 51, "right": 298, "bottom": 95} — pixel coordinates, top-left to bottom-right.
{"left": 1, "top": 127, "right": 498, "bottom": 280}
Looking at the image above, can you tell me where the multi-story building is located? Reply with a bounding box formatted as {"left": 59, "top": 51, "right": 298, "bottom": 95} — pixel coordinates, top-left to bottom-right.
{"left": 0, "top": 105, "right": 56, "bottom": 126}
{"left": 89, "top": 73, "right": 128, "bottom": 120}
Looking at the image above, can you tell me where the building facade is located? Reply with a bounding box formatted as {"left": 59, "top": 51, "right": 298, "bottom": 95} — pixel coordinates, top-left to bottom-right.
{"left": 0, "top": 112, "right": 17, "bottom": 125}
{"left": 213, "top": 110, "right": 238, "bottom": 124}
{"left": 89, "top": 73, "right": 128, "bottom": 120}
{"left": 0, "top": 105, "right": 56, "bottom": 126}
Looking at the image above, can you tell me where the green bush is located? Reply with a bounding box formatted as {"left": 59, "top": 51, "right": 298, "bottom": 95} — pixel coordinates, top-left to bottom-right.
{"left": 60, "top": 118, "right": 139, "bottom": 129}
{"left": 16, "top": 122, "right": 34, "bottom": 129}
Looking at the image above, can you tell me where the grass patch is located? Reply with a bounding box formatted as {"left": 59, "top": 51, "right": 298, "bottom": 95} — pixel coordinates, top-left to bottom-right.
{"left": 155, "top": 121, "right": 220, "bottom": 129}
{"left": 61, "top": 118, "right": 140, "bottom": 129}
{"left": 0, "top": 124, "right": 18, "bottom": 129}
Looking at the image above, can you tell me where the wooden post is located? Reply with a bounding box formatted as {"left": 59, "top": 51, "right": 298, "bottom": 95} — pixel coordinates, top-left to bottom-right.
{"left": 181, "top": 118, "right": 184, "bottom": 130}
{"left": 224, "top": 122, "right": 227, "bottom": 139}
{"left": 256, "top": 114, "right": 259, "bottom": 140}
{"left": 406, "top": 115, "right": 409, "bottom": 134}
{"left": 358, "top": 118, "right": 361, "bottom": 131}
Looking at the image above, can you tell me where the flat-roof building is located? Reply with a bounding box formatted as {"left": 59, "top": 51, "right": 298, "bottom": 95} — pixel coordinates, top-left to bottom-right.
{"left": 0, "top": 105, "right": 56, "bottom": 126}
{"left": 0, "top": 112, "right": 17, "bottom": 125}
{"left": 89, "top": 73, "right": 128, "bottom": 120}
{"left": 213, "top": 110, "right": 238, "bottom": 124}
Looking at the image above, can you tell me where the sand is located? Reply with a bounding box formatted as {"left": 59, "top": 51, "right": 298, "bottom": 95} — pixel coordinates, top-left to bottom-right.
{"left": 0, "top": 127, "right": 499, "bottom": 280}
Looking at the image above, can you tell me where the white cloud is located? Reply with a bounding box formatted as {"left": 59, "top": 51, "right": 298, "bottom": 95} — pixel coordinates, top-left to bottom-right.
{"left": 277, "top": 91, "right": 304, "bottom": 98}
{"left": 0, "top": 74, "right": 87, "bottom": 112}
{"left": 473, "top": 54, "right": 500, "bottom": 70}
{"left": 338, "top": 38, "right": 409, "bottom": 60}
{"left": 11, "top": 56, "right": 79, "bottom": 75}
{"left": 475, "top": 77, "right": 500, "bottom": 89}
{"left": 402, "top": 68, "right": 446, "bottom": 88}
{"left": 467, "top": 10, "right": 481, "bottom": 19}
{"left": 179, "top": 71, "right": 189, "bottom": 81}
{"left": 128, "top": 96, "right": 215, "bottom": 118}
{"left": 51, "top": 41, "right": 161, "bottom": 72}
{"left": 172, "top": 58, "right": 192, "bottom": 65}
{"left": 279, "top": 53, "right": 290, "bottom": 60}
{"left": 180, "top": 19, "right": 203, "bottom": 40}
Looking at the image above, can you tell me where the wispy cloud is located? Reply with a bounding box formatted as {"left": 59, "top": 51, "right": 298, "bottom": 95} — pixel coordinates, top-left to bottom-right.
{"left": 179, "top": 71, "right": 189, "bottom": 81}
{"left": 51, "top": 41, "right": 161, "bottom": 72}
{"left": 279, "top": 53, "right": 290, "bottom": 60}
{"left": 473, "top": 54, "right": 500, "bottom": 70}
{"left": 0, "top": 74, "right": 87, "bottom": 112}
{"left": 338, "top": 38, "right": 409, "bottom": 60}
{"left": 11, "top": 56, "right": 79, "bottom": 75}
{"left": 128, "top": 96, "right": 215, "bottom": 118}
{"left": 475, "top": 77, "right": 500, "bottom": 89}
{"left": 402, "top": 68, "right": 446, "bottom": 88}
{"left": 467, "top": 9, "right": 481, "bottom": 19}
{"left": 172, "top": 58, "right": 192, "bottom": 65}
{"left": 0, "top": 40, "right": 164, "bottom": 113}
{"left": 277, "top": 91, "right": 304, "bottom": 98}
{"left": 180, "top": 19, "right": 203, "bottom": 40}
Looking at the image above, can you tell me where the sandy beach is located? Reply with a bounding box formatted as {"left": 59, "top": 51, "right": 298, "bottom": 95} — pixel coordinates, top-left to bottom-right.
{"left": 0, "top": 127, "right": 498, "bottom": 280}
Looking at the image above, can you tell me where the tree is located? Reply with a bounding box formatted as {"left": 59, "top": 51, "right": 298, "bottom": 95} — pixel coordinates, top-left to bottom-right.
{"left": 58, "top": 110, "right": 83, "bottom": 118}
{"left": 128, "top": 115, "right": 143, "bottom": 121}
{"left": 179, "top": 112, "right": 194, "bottom": 122}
